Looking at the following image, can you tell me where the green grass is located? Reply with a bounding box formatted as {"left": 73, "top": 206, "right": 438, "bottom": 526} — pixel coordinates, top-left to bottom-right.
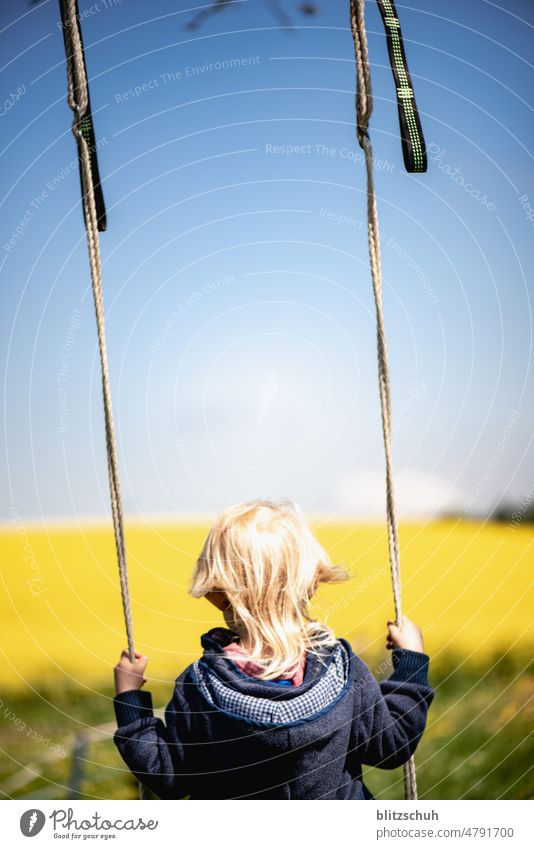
{"left": 1, "top": 650, "right": 532, "bottom": 801}
{"left": 366, "top": 650, "right": 534, "bottom": 800}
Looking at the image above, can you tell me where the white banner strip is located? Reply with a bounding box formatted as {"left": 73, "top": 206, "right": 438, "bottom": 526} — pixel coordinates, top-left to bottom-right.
{"left": 2, "top": 799, "right": 532, "bottom": 848}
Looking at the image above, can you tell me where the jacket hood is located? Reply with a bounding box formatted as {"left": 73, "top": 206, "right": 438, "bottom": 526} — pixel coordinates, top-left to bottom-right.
{"left": 194, "top": 627, "right": 351, "bottom": 726}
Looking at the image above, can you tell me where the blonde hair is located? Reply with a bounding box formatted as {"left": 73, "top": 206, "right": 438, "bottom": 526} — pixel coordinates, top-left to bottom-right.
{"left": 189, "top": 499, "right": 348, "bottom": 680}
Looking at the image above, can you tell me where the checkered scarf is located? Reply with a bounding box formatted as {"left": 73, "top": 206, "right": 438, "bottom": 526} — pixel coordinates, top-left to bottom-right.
{"left": 194, "top": 642, "right": 349, "bottom": 725}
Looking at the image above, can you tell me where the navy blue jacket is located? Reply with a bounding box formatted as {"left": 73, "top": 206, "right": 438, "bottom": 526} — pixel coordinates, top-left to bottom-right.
{"left": 113, "top": 627, "right": 434, "bottom": 799}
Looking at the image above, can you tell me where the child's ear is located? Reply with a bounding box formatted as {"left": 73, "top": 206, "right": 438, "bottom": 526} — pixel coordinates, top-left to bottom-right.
{"left": 205, "top": 591, "right": 228, "bottom": 611}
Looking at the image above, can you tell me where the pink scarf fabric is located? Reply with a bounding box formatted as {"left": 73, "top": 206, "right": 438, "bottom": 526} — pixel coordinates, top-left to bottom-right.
{"left": 223, "top": 642, "right": 306, "bottom": 686}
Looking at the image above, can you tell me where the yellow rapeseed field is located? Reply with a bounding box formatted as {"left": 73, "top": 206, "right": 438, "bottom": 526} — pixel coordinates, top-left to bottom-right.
{"left": 1, "top": 519, "right": 532, "bottom": 691}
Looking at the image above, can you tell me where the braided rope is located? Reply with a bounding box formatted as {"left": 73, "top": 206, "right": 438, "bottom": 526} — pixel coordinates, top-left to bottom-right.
{"left": 349, "top": 0, "right": 417, "bottom": 800}
{"left": 63, "top": 0, "right": 135, "bottom": 665}
{"left": 64, "top": 0, "right": 88, "bottom": 115}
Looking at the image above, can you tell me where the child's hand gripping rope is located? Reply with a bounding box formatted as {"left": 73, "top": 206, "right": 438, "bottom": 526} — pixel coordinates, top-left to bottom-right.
{"left": 114, "top": 650, "right": 149, "bottom": 695}
{"left": 386, "top": 615, "right": 425, "bottom": 653}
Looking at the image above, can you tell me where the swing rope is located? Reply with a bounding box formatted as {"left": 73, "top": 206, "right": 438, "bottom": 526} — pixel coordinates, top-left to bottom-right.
{"left": 60, "top": 0, "right": 135, "bottom": 665}
{"left": 350, "top": 0, "right": 419, "bottom": 800}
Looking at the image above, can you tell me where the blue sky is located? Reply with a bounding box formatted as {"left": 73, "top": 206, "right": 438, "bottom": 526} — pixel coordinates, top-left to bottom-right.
{"left": 1, "top": 0, "right": 533, "bottom": 522}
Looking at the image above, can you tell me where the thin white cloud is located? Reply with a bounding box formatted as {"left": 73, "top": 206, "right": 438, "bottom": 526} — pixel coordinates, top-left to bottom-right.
{"left": 336, "top": 469, "right": 462, "bottom": 519}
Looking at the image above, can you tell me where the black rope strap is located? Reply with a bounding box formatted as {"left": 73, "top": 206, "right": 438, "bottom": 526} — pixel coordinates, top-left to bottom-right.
{"left": 376, "top": 0, "right": 427, "bottom": 173}
{"left": 59, "top": 0, "right": 107, "bottom": 230}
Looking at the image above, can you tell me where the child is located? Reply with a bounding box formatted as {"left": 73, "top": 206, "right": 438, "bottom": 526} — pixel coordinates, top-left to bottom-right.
{"left": 113, "top": 499, "right": 434, "bottom": 799}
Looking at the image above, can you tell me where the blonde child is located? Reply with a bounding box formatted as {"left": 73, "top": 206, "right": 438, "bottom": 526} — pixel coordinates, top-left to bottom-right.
{"left": 113, "top": 499, "right": 433, "bottom": 799}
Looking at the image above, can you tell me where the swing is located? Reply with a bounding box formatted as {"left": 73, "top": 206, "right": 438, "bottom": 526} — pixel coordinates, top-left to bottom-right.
{"left": 58, "top": 0, "right": 427, "bottom": 801}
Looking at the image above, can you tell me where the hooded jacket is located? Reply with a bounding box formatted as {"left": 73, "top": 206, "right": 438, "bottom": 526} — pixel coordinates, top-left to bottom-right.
{"left": 113, "top": 627, "right": 434, "bottom": 800}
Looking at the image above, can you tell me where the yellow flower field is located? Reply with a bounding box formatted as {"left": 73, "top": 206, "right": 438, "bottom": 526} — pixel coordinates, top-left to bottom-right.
{"left": 1, "top": 519, "right": 532, "bottom": 691}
